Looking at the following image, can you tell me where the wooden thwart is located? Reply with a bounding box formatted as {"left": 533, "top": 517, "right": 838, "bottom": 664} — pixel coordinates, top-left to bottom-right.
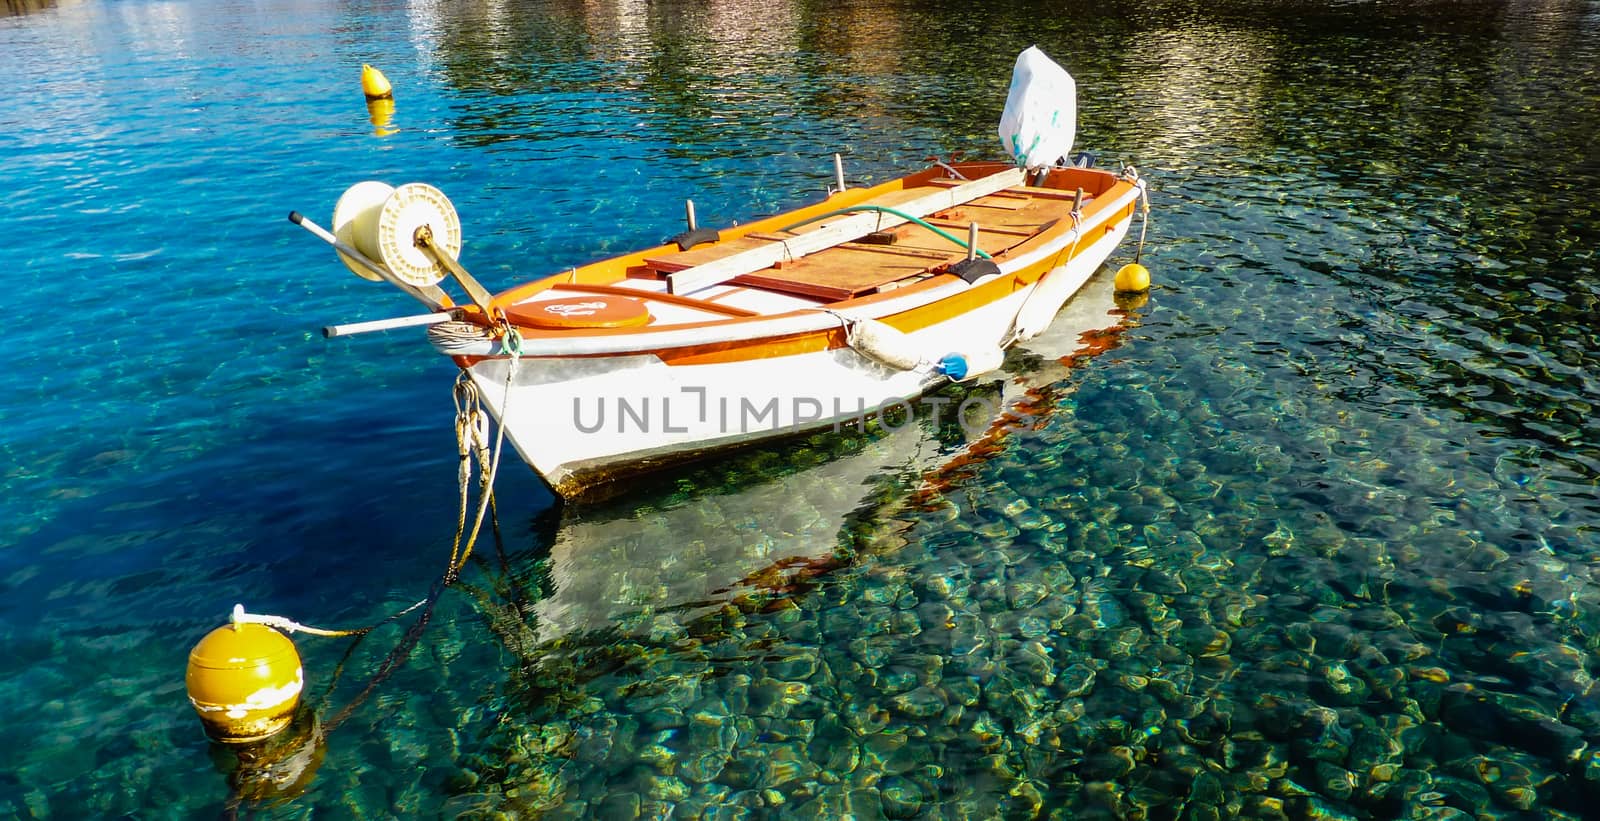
{"left": 730, "top": 247, "right": 932, "bottom": 300}
{"left": 666, "top": 167, "right": 1027, "bottom": 295}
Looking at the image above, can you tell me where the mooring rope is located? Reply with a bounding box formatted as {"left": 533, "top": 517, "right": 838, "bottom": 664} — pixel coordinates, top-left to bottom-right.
{"left": 426, "top": 319, "right": 495, "bottom": 355}
{"left": 445, "top": 321, "right": 522, "bottom": 583}
{"left": 230, "top": 321, "right": 522, "bottom": 647}
{"left": 1123, "top": 166, "right": 1150, "bottom": 264}
{"left": 227, "top": 603, "right": 377, "bottom": 638}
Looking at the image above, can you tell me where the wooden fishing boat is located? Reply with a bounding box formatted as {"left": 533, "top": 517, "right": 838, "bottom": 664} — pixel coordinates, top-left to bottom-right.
{"left": 293, "top": 48, "right": 1149, "bottom": 499}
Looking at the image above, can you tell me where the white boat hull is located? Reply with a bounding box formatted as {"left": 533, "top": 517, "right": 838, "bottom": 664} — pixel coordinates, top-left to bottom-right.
{"left": 463, "top": 213, "right": 1133, "bottom": 497}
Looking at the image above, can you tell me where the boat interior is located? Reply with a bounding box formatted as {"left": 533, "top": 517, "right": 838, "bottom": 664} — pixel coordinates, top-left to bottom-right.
{"left": 487, "top": 162, "right": 1126, "bottom": 332}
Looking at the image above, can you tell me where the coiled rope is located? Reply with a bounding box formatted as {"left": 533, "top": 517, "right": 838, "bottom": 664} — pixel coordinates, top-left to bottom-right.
{"left": 427, "top": 319, "right": 495, "bottom": 355}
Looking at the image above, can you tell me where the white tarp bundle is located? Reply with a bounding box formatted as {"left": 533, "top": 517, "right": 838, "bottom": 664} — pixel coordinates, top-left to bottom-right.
{"left": 998, "top": 46, "right": 1077, "bottom": 170}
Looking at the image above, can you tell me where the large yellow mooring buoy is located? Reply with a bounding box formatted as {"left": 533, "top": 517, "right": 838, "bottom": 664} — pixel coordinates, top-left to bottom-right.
{"left": 1114, "top": 262, "right": 1151, "bottom": 294}
{"left": 186, "top": 607, "right": 304, "bottom": 744}
{"left": 361, "top": 63, "right": 393, "bottom": 100}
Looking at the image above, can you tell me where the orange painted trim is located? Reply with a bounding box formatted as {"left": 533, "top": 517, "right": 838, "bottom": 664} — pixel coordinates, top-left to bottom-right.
{"left": 550, "top": 282, "right": 759, "bottom": 317}
{"left": 656, "top": 327, "right": 847, "bottom": 365}
{"left": 504, "top": 296, "right": 653, "bottom": 329}
{"left": 450, "top": 326, "right": 846, "bottom": 368}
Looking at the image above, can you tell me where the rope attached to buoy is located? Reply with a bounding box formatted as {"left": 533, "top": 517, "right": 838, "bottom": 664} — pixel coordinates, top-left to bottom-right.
{"left": 1123, "top": 166, "right": 1150, "bottom": 265}
{"left": 192, "top": 319, "right": 524, "bottom": 762}
{"left": 228, "top": 602, "right": 390, "bottom": 638}
{"left": 1111, "top": 168, "right": 1153, "bottom": 296}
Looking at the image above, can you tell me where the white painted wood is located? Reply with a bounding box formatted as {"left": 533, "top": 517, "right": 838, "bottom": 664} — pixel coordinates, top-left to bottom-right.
{"left": 668, "top": 167, "right": 1027, "bottom": 295}
{"left": 322, "top": 311, "right": 454, "bottom": 338}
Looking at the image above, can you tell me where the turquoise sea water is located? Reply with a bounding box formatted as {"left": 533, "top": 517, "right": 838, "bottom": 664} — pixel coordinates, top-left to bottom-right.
{"left": 3, "top": 0, "right": 1598, "bottom": 817}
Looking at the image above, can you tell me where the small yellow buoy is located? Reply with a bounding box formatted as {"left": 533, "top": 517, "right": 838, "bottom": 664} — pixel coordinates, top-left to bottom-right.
{"left": 360, "top": 63, "right": 393, "bottom": 100}
{"left": 1114, "top": 262, "right": 1151, "bottom": 294}
{"left": 186, "top": 608, "right": 304, "bottom": 744}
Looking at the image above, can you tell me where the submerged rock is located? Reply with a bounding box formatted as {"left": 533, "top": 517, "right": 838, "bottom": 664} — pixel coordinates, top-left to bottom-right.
{"left": 890, "top": 686, "right": 947, "bottom": 719}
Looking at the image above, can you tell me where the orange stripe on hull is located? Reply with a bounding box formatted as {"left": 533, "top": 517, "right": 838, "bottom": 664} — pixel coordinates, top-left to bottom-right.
{"left": 656, "top": 327, "right": 849, "bottom": 365}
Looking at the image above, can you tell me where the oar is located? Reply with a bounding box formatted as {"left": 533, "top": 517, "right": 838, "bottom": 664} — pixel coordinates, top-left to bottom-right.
{"left": 322, "top": 311, "right": 458, "bottom": 338}
{"left": 287, "top": 211, "right": 450, "bottom": 312}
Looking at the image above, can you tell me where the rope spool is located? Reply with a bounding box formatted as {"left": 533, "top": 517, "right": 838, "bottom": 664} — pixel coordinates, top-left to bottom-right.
{"left": 329, "top": 181, "right": 462, "bottom": 288}
{"left": 331, "top": 181, "right": 393, "bottom": 282}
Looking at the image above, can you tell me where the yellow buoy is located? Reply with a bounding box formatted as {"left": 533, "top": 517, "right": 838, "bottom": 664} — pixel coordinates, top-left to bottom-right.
{"left": 361, "top": 63, "right": 393, "bottom": 100}
{"left": 186, "top": 613, "right": 304, "bottom": 744}
{"left": 1114, "top": 262, "right": 1151, "bottom": 294}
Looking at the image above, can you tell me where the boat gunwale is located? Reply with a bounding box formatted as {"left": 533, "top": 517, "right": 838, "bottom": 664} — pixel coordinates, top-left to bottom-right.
{"left": 449, "top": 210, "right": 1136, "bottom": 369}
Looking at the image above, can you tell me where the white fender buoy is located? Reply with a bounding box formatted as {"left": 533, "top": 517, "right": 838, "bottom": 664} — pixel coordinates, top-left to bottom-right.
{"left": 845, "top": 318, "right": 925, "bottom": 371}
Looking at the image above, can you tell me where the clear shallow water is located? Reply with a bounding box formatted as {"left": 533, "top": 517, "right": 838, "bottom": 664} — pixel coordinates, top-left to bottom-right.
{"left": 3, "top": 0, "right": 1598, "bottom": 817}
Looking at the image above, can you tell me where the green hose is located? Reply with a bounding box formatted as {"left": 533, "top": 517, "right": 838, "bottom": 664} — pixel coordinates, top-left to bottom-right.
{"left": 778, "top": 205, "right": 992, "bottom": 260}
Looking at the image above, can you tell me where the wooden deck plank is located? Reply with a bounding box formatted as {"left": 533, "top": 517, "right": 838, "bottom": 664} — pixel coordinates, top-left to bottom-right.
{"left": 636, "top": 169, "right": 1092, "bottom": 303}
{"left": 959, "top": 194, "right": 1029, "bottom": 211}
{"left": 667, "top": 167, "right": 1027, "bottom": 294}
{"left": 642, "top": 236, "right": 770, "bottom": 273}
{"left": 730, "top": 244, "right": 954, "bottom": 301}
{"left": 922, "top": 217, "right": 1038, "bottom": 237}
{"left": 928, "top": 177, "right": 1096, "bottom": 202}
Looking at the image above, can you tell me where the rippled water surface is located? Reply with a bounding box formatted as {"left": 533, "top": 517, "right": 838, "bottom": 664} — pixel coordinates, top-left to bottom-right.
{"left": 3, "top": 0, "right": 1598, "bottom": 817}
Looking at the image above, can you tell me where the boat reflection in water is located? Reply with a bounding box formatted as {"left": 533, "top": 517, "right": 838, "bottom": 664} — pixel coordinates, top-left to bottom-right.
{"left": 508, "top": 270, "right": 1139, "bottom": 649}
